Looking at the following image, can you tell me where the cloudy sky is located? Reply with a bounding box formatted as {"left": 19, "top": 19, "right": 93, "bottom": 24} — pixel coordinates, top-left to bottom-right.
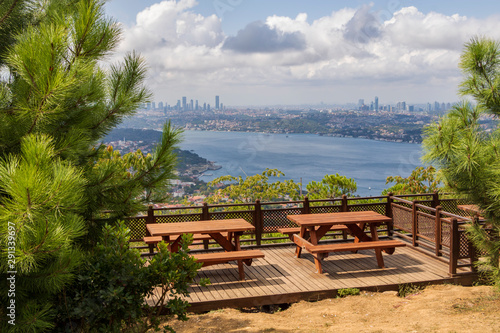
{"left": 104, "top": 0, "right": 500, "bottom": 107}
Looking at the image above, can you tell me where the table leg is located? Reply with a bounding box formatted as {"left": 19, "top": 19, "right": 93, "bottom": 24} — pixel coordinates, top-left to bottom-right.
{"left": 209, "top": 232, "right": 236, "bottom": 251}
{"left": 370, "top": 223, "right": 385, "bottom": 268}
{"left": 313, "top": 253, "right": 326, "bottom": 274}
{"left": 295, "top": 227, "right": 306, "bottom": 258}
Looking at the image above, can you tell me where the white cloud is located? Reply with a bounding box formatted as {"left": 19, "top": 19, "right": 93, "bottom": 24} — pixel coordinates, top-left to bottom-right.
{"left": 114, "top": 2, "right": 500, "bottom": 104}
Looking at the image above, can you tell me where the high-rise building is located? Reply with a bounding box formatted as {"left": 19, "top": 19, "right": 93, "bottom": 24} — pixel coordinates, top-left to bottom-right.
{"left": 152, "top": 102, "right": 156, "bottom": 110}
{"left": 374, "top": 96, "right": 379, "bottom": 111}
{"left": 190, "top": 99, "right": 194, "bottom": 111}
{"left": 182, "top": 96, "right": 187, "bottom": 111}
{"left": 195, "top": 100, "right": 199, "bottom": 111}
{"left": 215, "top": 95, "right": 220, "bottom": 110}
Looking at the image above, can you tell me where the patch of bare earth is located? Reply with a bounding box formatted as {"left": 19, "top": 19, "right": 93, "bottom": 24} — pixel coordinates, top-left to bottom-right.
{"left": 160, "top": 285, "right": 500, "bottom": 332}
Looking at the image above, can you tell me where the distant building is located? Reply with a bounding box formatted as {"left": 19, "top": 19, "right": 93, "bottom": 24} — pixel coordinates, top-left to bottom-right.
{"left": 215, "top": 95, "right": 220, "bottom": 110}
{"left": 190, "top": 99, "right": 194, "bottom": 111}
{"left": 195, "top": 100, "right": 199, "bottom": 111}
{"left": 375, "top": 96, "right": 379, "bottom": 111}
{"left": 182, "top": 96, "right": 187, "bottom": 111}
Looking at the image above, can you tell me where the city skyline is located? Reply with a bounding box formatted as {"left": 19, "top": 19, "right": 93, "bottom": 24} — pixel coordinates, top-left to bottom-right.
{"left": 105, "top": 1, "right": 500, "bottom": 106}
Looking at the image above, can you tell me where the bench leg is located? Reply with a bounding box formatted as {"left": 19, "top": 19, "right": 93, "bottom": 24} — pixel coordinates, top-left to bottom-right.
{"left": 375, "top": 248, "right": 385, "bottom": 268}
{"left": 313, "top": 254, "right": 325, "bottom": 274}
{"left": 295, "top": 245, "right": 302, "bottom": 258}
{"left": 148, "top": 243, "right": 155, "bottom": 255}
{"left": 237, "top": 260, "right": 245, "bottom": 280}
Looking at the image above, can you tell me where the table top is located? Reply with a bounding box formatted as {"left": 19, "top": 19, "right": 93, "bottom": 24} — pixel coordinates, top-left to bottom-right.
{"left": 146, "top": 218, "right": 255, "bottom": 237}
{"left": 287, "top": 211, "right": 392, "bottom": 227}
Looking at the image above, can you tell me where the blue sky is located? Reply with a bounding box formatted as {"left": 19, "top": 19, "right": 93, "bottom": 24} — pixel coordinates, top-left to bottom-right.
{"left": 104, "top": 0, "right": 500, "bottom": 106}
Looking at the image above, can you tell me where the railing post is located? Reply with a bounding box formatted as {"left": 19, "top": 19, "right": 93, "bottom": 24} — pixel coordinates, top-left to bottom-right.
{"left": 146, "top": 204, "right": 155, "bottom": 235}
{"left": 201, "top": 202, "right": 210, "bottom": 249}
{"left": 254, "top": 200, "right": 263, "bottom": 246}
{"left": 386, "top": 192, "right": 394, "bottom": 237}
{"left": 341, "top": 194, "right": 348, "bottom": 212}
{"left": 449, "top": 218, "right": 459, "bottom": 276}
{"left": 435, "top": 206, "right": 442, "bottom": 256}
{"left": 201, "top": 202, "right": 210, "bottom": 221}
{"left": 303, "top": 196, "right": 311, "bottom": 214}
{"left": 432, "top": 191, "right": 440, "bottom": 208}
{"left": 146, "top": 204, "right": 155, "bottom": 254}
{"left": 412, "top": 200, "right": 418, "bottom": 247}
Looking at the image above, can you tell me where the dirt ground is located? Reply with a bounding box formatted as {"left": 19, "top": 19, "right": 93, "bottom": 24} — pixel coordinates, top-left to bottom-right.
{"left": 160, "top": 284, "right": 500, "bottom": 333}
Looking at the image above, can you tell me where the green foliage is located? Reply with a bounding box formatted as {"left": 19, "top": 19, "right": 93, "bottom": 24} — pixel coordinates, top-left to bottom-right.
{"left": 58, "top": 222, "right": 206, "bottom": 332}
{"left": 423, "top": 36, "right": 500, "bottom": 286}
{"left": 0, "top": 134, "right": 86, "bottom": 332}
{"left": 206, "top": 168, "right": 300, "bottom": 204}
{"left": 337, "top": 288, "right": 360, "bottom": 298}
{"left": 383, "top": 166, "right": 441, "bottom": 195}
{"left": 0, "top": 1, "right": 183, "bottom": 331}
{"left": 306, "top": 173, "right": 357, "bottom": 199}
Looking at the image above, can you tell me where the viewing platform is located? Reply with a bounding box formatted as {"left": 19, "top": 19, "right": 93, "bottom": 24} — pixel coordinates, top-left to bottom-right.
{"left": 131, "top": 193, "right": 485, "bottom": 313}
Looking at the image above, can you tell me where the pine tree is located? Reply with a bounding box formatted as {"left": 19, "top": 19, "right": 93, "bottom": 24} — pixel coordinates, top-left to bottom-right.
{"left": 423, "top": 37, "right": 500, "bottom": 286}
{"left": 0, "top": 1, "right": 182, "bottom": 331}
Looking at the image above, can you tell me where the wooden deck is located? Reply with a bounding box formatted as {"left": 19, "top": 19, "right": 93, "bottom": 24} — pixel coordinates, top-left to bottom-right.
{"left": 153, "top": 243, "right": 477, "bottom": 313}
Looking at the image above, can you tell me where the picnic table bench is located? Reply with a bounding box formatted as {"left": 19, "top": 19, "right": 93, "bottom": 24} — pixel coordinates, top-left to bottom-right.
{"left": 192, "top": 249, "right": 265, "bottom": 280}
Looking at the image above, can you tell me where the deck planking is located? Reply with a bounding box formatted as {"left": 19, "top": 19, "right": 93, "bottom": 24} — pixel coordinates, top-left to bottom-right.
{"left": 150, "top": 243, "right": 476, "bottom": 312}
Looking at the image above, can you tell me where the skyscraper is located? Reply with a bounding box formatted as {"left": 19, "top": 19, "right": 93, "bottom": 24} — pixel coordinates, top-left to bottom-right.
{"left": 215, "top": 95, "right": 220, "bottom": 110}
{"left": 182, "top": 96, "right": 187, "bottom": 111}
{"left": 374, "top": 96, "right": 379, "bottom": 111}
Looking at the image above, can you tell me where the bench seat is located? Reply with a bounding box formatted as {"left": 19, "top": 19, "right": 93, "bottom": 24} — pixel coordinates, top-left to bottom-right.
{"left": 144, "top": 233, "right": 229, "bottom": 245}
{"left": 193, "top": 249, "right": 265, "bottom": 280}
{"left": 305, "top": 239, "right": 405, "bottom": 254}
{"left": 295, "top": 237, "right": 406, "bottom": 273}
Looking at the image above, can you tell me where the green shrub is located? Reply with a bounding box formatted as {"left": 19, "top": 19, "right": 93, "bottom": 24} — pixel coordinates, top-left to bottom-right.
{"left": 337, "top": 288, "right": 360, "bottom": 298}
{"left": 57, "top": 221, "right": 207, "bottom": 332}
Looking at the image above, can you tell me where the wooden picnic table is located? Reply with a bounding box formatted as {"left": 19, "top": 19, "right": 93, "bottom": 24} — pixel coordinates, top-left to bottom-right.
{"left": 146, "top": 219, "right": 263, "bottom": 280}
{"left": 146, "top": 218, "right": 254, "bottom": 252}
{"left": 287, "top": 211, "right": 405, "bottom": 273}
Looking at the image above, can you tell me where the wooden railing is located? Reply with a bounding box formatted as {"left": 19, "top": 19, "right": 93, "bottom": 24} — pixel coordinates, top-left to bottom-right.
{"left": 125, "top": 192, "right": 481, "bottom": 277}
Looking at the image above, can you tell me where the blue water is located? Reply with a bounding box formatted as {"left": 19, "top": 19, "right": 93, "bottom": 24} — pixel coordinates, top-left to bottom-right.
{"left": 179, "top": 131, "right": 423, "bottom": 197}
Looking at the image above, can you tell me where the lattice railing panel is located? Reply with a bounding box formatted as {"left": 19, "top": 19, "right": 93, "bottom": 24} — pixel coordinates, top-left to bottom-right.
{"left": 155, "top": 214, "right": 201, "bottom": 224}
{"left": 310, "top": 205, "right": 340, "bottom": 214}
{"left": 210, "top": 211, "right": 254, "bottom": 224}
{"left": 349, "top": 204, "right": 386, "bottom": 215}
{"left": 440, "top": 198, "right": 470, "bottom": 216}
{"left": 263, "top": 208, "right": 302, "bottom": 232}
{"left": 441, "top": 220, "right": 451, "bottom": 247}
{"left": 416, "top": 213, "right": 436, "bottom": 239}
{"left": 392, "top": 204, "right": 412, "bottom": 232}
{"left": 458, "top": 230, "right": 472, "bottom": 258}
{"left": 125, "top": 217, "right": 147, "bottom": 241}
